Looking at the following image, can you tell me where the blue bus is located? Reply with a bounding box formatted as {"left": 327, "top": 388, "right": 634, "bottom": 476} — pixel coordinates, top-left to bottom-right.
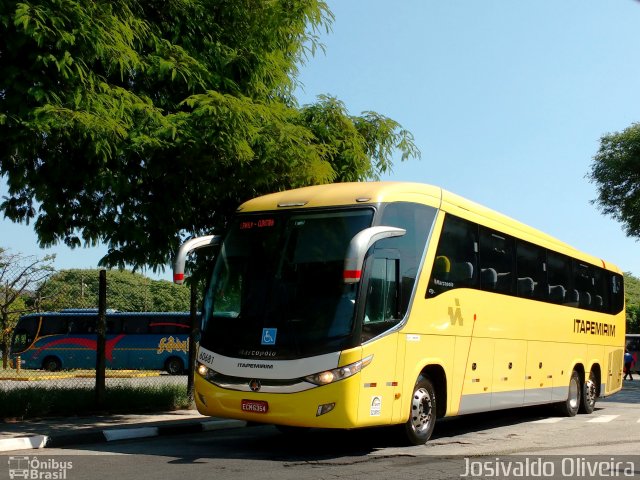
{"left": 10, "top": 310, "right": 193, "bottom": 374}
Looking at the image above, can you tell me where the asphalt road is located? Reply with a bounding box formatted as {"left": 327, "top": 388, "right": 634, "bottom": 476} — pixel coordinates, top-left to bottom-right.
{"left": 4, "top": 381, "right": 640, "bottom": 480}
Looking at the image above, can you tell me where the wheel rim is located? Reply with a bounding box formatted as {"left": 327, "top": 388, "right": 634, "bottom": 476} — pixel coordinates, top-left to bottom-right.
{"left": 585, "top": 378, "right": 597, "bottom": 407}
{"left": 410, "top": 387, "right": 433, "bottom": 434}
{"left": 568, "top": 376, "right": 580, "bottom": 409}
{"left": 168, "top": 360, "right": 180, "bottom": 374}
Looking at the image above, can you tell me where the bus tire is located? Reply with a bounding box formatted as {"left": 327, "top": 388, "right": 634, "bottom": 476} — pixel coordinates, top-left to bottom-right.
{"left": 165, "top": 357, "right": 184, "bottom": 375}
{"left": 557, "top": 369, "right": 581, "bottom": 417}
{"left": 404, "top": 376, "right": 437, "bottom": 445}
{"left": 42, "top": 356, "right": 61, "bottom": 372}
{"left": 579, "top": 370, "right": 597, "bottom": 414}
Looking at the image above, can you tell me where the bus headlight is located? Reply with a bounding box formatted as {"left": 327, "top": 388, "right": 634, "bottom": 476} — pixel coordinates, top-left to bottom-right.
{"left": 197, "top": 362, "right": 217, "bottom": 382}
{"left": 197, "top": 363, "right": 209, "bottom": 377}
{"left": 304, "top": 355, "right": 373, "bottom": 386}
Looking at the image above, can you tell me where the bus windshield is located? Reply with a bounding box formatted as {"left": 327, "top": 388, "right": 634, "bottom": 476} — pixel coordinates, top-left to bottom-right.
{"left": 201, "top": 208, "right": 374, "bottom": 359}
{"left": 11, "top": 315, "right": 39, "bottom": 354}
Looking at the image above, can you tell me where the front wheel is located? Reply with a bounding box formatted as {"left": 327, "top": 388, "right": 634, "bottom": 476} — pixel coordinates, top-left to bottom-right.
{"left": 404, "top": 377, "right": 437, "bottom": 445}
{"left": 579, "top": 370, "right": 598, "bottom": 414}
{"left": 557, "top": 369, "right": 581, "bottom": 417}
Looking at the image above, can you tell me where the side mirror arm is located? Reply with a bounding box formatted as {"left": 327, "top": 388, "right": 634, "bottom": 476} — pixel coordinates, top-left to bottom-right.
{"left": 343, "top": 226, "right": 406, "bottom": 284}
{"left": 173, "top": 235, "right": 220, "bottom": 284}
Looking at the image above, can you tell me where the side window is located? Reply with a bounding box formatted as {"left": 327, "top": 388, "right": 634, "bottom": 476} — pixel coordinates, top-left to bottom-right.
{"left": 426, "top": 215, "right": 478, "bottom": 298}
{"left": 377, "top": 202, "right": 437, "bottom": 315}
{"left": 610, "top": 273, "right": 624, "bottom": 314}
{"left": 362, "top": 257, "right": 400, "bottom": 341}
{"left": 574, "top": 262, "right": 596, "bottom": 310}
{"left": 40, "top": 317, "right": 68, "bottom": 336}
{"left": 67, "top": 318, "right": 95, "bottom": 334}
{"left": 479, "top": 227, "right": 514, "bottom": 294}
{"left": 122, "top": 317, "right": 149, "bottom": 334}
{"left": 547, "top": 252, "right": 572, "bottom": 305}
{"left": 515, "top": 241, "right": 546, "bottom": 299}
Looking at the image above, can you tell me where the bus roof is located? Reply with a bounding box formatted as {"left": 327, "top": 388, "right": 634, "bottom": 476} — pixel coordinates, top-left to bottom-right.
{"left": 236, "top": 181, "right": 621, "bottom": 274}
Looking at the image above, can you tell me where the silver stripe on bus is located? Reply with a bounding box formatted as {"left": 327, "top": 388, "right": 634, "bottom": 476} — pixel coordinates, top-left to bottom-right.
{"left": 197, "top": 345, "right": 341, "bottom": 380}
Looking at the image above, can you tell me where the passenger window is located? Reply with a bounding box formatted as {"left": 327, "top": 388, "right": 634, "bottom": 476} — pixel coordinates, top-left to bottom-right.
{"left": 515, "top": 241, "right": 546, "bottom": 299}
{"left": 479, "top": 227, "right": 514, "bottom": 294}
{"left": 426, "top": 215, "right": 478, "bottom": 298}
{"left": 574, "top": 262, "right": 596, "bottom": 310}
{"left": 610, "top": 273, "right": 624, "bottom": 314}
{"left": 547, "top": 252, "right": 572, "bottom": 305}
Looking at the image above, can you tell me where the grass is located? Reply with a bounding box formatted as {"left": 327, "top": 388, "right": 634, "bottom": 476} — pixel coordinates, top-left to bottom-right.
{"left": 0, "top": 384, "right": 194, "bottom": 419}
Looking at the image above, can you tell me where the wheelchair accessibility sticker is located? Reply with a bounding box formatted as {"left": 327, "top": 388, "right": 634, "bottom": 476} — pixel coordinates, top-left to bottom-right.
{"left": 261, "top": 328, "right": 277, "bottom": 345}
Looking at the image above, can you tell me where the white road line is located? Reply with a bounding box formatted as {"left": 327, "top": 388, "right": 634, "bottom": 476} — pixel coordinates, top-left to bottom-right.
{"left": 532, "top": 417, "right": 564, "bottom": 424}
{"left": 587, "top": 415, "right": 619, "bottom": 423}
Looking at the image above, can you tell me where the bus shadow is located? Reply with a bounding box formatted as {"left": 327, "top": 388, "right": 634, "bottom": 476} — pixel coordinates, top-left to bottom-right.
{"left": 69, "top": 404, "right": 580, "bottom": 463}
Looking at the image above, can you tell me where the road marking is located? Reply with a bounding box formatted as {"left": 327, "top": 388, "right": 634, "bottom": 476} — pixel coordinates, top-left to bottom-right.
{"left": 532, "top": 417, "right": 564, "bottom": 423}
{"left": 587, "top": 415, "right": 619, "bottom": 423}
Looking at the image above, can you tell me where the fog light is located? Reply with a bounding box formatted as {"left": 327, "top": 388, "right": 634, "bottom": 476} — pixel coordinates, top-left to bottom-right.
{"left": 316, "top": 403, "right": 335, "bottom": 416}
{"left": 197, "top": 363, "right": 208, "bottom": 376}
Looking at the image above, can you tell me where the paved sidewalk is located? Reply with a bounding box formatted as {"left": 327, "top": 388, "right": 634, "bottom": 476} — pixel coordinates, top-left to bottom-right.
{"left": 0, "top": 410, "right": 246, "bottom": 452}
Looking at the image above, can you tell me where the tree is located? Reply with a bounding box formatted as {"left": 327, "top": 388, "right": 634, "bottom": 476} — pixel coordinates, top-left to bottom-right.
{"left": 37, "top": 269, "right": 191, "bottom": 312}
{"left": 0, "top": 0, "right": 420, "bottom": 273}
{"left": 589, "top": 123, "right": 640, "bottom": 238}
{"left": 624, "top": 272, "right": 640, "bottom": 334}
{"left": 0, "top": 247, "right": 55, "bottom": 368}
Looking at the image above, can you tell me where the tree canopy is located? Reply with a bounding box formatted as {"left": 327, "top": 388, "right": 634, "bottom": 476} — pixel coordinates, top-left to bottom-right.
{"left": 589, "top": 122, "right": 640, "bottom": 238}
{"left": 37, "top": 269, "right": 191, "bottom": 312}
{"left": 0, "top": 0, "right": 420, "bottom": 272}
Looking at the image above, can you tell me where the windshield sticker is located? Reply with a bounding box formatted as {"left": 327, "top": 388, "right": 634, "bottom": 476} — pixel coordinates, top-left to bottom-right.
{"left": 261, "top": 328, "right": 277, "bottom": 345}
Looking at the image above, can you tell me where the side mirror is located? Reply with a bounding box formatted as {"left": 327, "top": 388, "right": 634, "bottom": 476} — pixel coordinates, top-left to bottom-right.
{"left": 343, "top": 226, "right": 406, "bottom": 284}
{"left": 173, "top": 235, "right": 220, "bottom": 284}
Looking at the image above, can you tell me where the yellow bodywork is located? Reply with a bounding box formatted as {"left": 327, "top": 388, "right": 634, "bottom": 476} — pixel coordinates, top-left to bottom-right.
{"left": 195, "top": 181, "right": 625, "bottom": 428}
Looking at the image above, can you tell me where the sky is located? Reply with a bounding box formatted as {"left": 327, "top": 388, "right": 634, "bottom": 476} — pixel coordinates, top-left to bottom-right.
{"left": 2, "top": 0, "right": 640, "bottom": 281}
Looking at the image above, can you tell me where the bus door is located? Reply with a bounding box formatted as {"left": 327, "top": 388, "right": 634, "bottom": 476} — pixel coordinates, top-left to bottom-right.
{"left": 357, "top": 254, "right": 404, "bottom": 426}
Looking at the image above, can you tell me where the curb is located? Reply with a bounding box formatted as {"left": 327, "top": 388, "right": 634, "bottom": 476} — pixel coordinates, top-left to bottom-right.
{"left": 0, "top": 419, "right": 246, "bottom": 453}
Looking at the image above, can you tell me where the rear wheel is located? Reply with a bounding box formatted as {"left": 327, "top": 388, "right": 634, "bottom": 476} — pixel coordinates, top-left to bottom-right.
{"left": 42, "top": 356, "right": 62, "bottom": 372}
{"left": 557, "top": 369, "right": 581, "bottom": 417}
{"left": 404, "top": 377, "right": 437, "bottom": 445}
{"left": 579, "top": 370, "right": 598, "bottom": 414}
{"left": 165, "top": 357, "right": 184, "bottom": 375}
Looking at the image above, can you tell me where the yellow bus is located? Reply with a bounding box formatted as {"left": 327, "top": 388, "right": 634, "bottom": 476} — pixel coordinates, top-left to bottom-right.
{"left": 174, "top": 182, "right": 625, "bottom": 445}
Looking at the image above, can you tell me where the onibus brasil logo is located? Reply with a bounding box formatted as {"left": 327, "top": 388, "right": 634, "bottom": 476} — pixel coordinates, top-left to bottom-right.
{"left": 8, "top": 456, "right": 73, "bottom": 479}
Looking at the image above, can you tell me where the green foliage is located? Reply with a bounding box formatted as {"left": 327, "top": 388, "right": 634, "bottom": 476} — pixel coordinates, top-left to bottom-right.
{"left": 37, "top": 269, "right": 191, "bottom": 312}
{"left": 0, "top": 384, "right": 191, "bottom": 419}
{"left": 589, "top": 123, "right": 640, "bottom": 238}
{"left": 0, "top": 0, "right": 420, "bottom": 273}
{"left": 624, "top": 272, "right": 640, "bottom": 334}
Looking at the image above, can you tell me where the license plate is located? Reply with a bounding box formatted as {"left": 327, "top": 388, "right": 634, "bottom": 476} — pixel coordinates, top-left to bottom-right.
{"left": 241, "top": 399, "right": 268, "bottom": 414}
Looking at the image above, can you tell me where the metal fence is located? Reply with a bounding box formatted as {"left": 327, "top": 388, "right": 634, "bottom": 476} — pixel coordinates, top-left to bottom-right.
{"left": 0, "top": 268, "right": 201, "bottom": 418}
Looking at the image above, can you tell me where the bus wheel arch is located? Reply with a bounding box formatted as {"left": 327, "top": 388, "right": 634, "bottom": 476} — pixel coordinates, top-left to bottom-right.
{"left": 42, "top": 356, "right": 62, "bottom": 372}
{"left": 580, "top": 364, "right": 600, "bottom": 414}
{"left": 165, "top": 356, "right": 184, "bottom": 375}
